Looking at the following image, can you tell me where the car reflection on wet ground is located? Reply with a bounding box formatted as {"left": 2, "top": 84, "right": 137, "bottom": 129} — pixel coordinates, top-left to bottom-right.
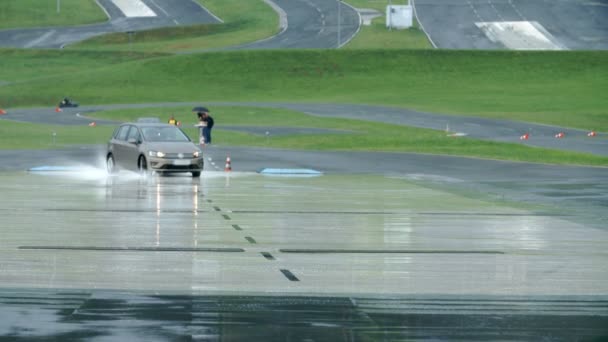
{"left": 0, "top": 170, "right": 607, "bottom": 340}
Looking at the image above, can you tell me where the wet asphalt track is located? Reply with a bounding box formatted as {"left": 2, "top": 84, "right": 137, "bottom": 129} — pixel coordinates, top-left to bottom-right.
{"left": 1, "top": 104, "right": 608, "bottom": 339}
{"left": 414, "top": 0, "right": 608, "bottom": 50}
{"left": 1, "top": 171, "right": 608, "bottom": 340}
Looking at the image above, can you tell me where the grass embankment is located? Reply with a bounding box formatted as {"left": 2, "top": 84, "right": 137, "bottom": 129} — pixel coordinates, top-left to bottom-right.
{"left": 343, "top": 0, "right": 431, "bottom": 49}
{"left": 0, "top": 0, "right": 107, "bottom": 29}
{"left": 1, "top": 49, "right": 606, "bottom": 131}
{"left": 0, "top": 49, "right": 164, "bottom": 83}
{"left": 42, "top": 106, "right": 604, "bottom": 167}
{"left": 0, "top": 120, "right": 113, "bottom": 149}
{"left": 71, "top": 0, "right": 278, "bottom": 52}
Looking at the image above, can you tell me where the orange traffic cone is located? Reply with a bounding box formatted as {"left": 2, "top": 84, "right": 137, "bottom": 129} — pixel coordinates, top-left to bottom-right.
{"left": 555, "top": 132, "right": 565, "bottom": 139}
{"left": 520, "top": 133, "right": 529, "bottom": 140}
{"left": 0, "top": 109, "right": 6, "bottom": 115}
{"left": 55, "top": 107, "right": 62, "bottom": 113}
{"left": 587, "top": 131, "right": 596, "bottom": 137}
{"left": 88, "top": 122, "right": 96, "bottom": 127}
{"left": 224, "top": 156, "right": 232, "bottom": 172}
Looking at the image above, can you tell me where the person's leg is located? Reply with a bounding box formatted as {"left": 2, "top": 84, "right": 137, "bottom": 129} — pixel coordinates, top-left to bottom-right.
{"left": 203, "top": 127, "right": 210, "bottom": 144}
{"left": 199, "top": 127, "right": 206, "bottom": 145}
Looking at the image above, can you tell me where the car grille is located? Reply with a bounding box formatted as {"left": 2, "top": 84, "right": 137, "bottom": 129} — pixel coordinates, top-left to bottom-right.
{"left": 163, "top": 153, "right": 196, "bottom": 159}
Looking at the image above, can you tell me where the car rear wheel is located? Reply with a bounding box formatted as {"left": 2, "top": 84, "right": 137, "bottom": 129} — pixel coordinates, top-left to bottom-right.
{"left": 191, "top": 171, "right": 201, "bottom": 178}
{"left": 138, "top": 156, "right": 149, "bottom": 176}
{"left": 106, "top": 155, "right": 117, "bottom": 174}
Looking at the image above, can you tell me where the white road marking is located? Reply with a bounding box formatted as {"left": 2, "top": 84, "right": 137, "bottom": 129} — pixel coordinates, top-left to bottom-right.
{"left": 148, "top": 0, "right": 169, "bottom": 16}
{"left": 411, "top": 0, "right": 437, "bottom": 48}
{"left": 476, "top": 21, "right": 565, "bottom": 50}
{"left": 303, "top": 0, "right": 325, "bottom": 37}
{"left": 466, "top": 0, "right": 483, "bottom": 22}
{"left": 508, "top": 0, "right": 526, "bottom": 20}
{"left": 487, "top": 0, "right": 504, "bottom": 21}
{"left": 111, "top": 0, "right": 156, "bottom": 17}
{"left": 24, "top": 30, "right": 55, "bottom": 48}
{"left": 191, "top": 0, "right": 224, "bottom": 23}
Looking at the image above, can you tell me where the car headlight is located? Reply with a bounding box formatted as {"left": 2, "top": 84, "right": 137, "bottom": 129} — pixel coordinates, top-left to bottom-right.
{"left": 148, "top": 151, "right": 166, "bottom": 158}
{"left": 193, "top": 151, "right": 200, "bottom": 158}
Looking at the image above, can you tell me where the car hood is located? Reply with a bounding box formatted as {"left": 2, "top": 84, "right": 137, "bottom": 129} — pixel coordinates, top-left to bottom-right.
{"left": 144, "top": 142, "right": 200, "bottom": 154}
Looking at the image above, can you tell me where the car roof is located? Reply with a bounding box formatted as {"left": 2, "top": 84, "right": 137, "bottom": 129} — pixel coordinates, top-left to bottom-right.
{"left": 123, "top": 122, "right": 175, "bottom": 128}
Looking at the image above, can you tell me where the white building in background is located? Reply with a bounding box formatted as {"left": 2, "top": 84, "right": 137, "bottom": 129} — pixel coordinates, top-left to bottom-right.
{"left": 386, "top": 5, "right": 413, "bottom": 29}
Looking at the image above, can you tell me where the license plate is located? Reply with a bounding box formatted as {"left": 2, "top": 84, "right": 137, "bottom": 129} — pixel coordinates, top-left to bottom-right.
{"left": 173, "top": 160, "right": 190, "bottom": 166}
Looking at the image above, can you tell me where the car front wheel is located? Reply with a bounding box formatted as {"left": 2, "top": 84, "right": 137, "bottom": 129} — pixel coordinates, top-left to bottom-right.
{"left": 138, "top": 156, "right": 149, "bottom": 176}
{"left": 191, "top": 171, "right": 201, "bottom": 178}
{"left": 107, "top": 155, "right": 117, "bottom": 174}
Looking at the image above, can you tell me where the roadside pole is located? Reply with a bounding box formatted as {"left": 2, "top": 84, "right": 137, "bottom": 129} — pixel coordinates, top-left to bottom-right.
{"left": 337, "top": 0, "right": 341, "bottom": 48}
{"left": 57, "top": 0, "right": 61, "bottom": 14}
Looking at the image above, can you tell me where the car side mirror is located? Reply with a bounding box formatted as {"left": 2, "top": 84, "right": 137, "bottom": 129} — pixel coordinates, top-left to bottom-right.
{"left": 128, "top": 138, "right": 139, "bottom": 145}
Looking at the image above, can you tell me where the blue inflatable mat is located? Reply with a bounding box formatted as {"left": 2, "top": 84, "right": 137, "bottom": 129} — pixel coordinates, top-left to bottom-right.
{"left": 259, "top": 168, "right": 322, "bottom": 175}
{"left": 28, "top": 166, "right": 83, "bottom": 172}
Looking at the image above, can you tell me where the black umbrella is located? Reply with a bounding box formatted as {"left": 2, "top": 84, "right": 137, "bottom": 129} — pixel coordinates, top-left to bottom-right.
{"left": 192, "top": 106, "right": 209, "bottom": 113}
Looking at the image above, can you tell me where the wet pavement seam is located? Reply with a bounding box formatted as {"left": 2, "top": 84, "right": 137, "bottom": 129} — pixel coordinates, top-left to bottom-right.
{"left": 222, "top": 214, "right": 231, "bottom": 220}
{"left": 245, "top": 236, "right": 257, "bottom": 244}
{"left": 279, "top": 249, "right": 505, "bottom": 254}
{"left": 231, "top": 224, "right": 243, "bottom": 231}
{"left": 18, "top": 246, "right": 245, "bottom": 252}
{"left": 261, "top": 252, "right": 275, "bottom": 260}
{"left": 230, "top": 210, "right": 571, "bottom": 217}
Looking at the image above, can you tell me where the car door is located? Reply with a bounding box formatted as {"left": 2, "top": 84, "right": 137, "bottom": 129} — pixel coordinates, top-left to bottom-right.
{"left": 111, "top": 125, "right": 131, "bottom": 169}
{"left": 123, "top": 126, "right": 143, "bottom": 170}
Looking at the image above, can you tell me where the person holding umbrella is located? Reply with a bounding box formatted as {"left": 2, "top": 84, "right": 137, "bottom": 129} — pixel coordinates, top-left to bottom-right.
{"left": 193, "top": 107, "right": 214, "bottom": 146}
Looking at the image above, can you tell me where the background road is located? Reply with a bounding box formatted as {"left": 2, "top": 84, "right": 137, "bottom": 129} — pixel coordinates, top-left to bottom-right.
{"left": 0, "top": 0, "right": 221, "bottom": 49}
{"left": 4, "top": 102, "right": 607, "bottom": 156}
{"left": 414, "top": 0, "right": 608, "bottom": 50}
{"left": 229, "top": 0, "right": 360, "bottom": 49}
{"left": 0, "top": 0, "right": 360, "bottom": 50}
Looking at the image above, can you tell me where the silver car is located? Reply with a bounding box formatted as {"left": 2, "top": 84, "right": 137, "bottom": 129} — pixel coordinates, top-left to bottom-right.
{"left": 106, "top": 122, "right": 204, "bottom": 177}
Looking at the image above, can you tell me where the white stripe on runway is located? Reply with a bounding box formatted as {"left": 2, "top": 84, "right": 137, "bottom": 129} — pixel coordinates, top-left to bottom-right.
{"left": 24, "top": 30, "right": 55, "bottom": 48}
{"left": 112, "top": 0, "right": 157, "bottom": 17}
{"left": 476, "top": 21, "right": 565, "bottom": 50}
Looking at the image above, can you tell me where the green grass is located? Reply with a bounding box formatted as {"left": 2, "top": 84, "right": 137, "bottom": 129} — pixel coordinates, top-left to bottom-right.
{"left": 0, "top": 0, "right": 107, "bottom": 29}
{"left": 71, "top": 0, "right": 278, "bottom": 52}
{"left": 0, "top": 120, "right": 113, "bottom": 149}
{"left": 0, "top": 49, "right": 164, "bottom": 84}
{"left": 1, "top": 49, "right": 606, "bottom": 131}
{"left": 343, "top": 0, "right": 431, "bottom": 49}
{"left": 59, "top": 106, "right": 608, "bottom": 166}
{"left": 345, "top": 20, "right": 430, "bottom": 49}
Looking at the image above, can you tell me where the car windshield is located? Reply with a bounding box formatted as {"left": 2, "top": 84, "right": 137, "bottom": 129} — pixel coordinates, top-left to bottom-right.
{"left": 141, "top": 126, "right": 189, "bottom": 142}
